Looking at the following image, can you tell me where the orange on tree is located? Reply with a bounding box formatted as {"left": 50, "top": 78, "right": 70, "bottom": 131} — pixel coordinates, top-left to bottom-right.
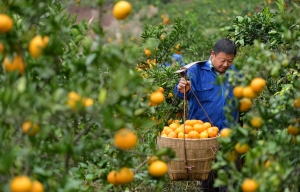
{"left": 22, "top": 121, "right": 40, "bottom": 136}
{"left": 287, "top": 125, "right": 299, "bottom": 136}
{"left": 0, "top": 43, "right": 4, "bottom": 53}
{"left": 112, "top": 1, "right": 132, "bottom": 20}
{"left": 242, "top": 86, "right": 257, "bottom": 99}
{"left": 115, "top": 167, "right": 134, "bottom": 184}
{"left": 107, "top": 170, "right": 119, "bottom": 185}
{"left": 67, "top": 91, "right": 81, "bottom": 109}
{"left": 0, "top": 14, "right": 13, "bottom": 33}
{"left": 147, "top": 156, "right": 158, "bottom": 165}
{"left": 148, "top": 160, "right": 168, "bottom": 177}
{"left": 144, "top": 49, "right": 152, "bottom": 56}
{"left": 220, "top": 128, "right": 231, "bottom": 138}
{"left": 188, "top": 130, "right": 200, "bottom": 139}
{"left": 157, "top": 86, "right": 164, "bottom": 93}
{"left": 241, "top": 178, "right": 259, "bottom": 192}
{"left": 250, "top": 77, "right": 266, "bottom": 93}
{"left": 239, "top": 98, "right": 252, "bottom": 112}
{"left": 29, "top": 35, "right": 49, "bottom": 58}
{"left": 150, "top": 91, "right": 164, "bottom": 104}
{"left": 235, "top": 143, "right": 250, "bottom": 154}
{"left": 250, "top": 116, "right": 263, "bottom": 128}
{"left": 3, "top": 55, "right": 25, "bottom": 75}
{"left": 265, "top": 160, "right": 271, "bottom": 169}
{"left": 10, "top": 175, "right": 32, "bottom": 192}
{"left": 82, "top": 97, "right": 94, "bottom": 108}
{"left": 30, "top": 180, "right": 44, "bottom": 192}
{"left": 294, "top": 98, "right": 300, "bottom": 108}
{"left": 233, "top": 86, "right": 244, "bottom": 98}
{"left": 114, "top": 128, "right": 138, "bottom": 150}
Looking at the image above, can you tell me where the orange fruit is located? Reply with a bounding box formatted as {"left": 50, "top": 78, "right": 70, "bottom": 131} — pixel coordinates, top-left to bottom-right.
{"left": 183, "top": 125, "right": 193, "bottom": 134}
{"left": 250, "top": 77, "right": 266, "bottom": 93}
{"left": 3, "top": 55, "right": 25, "bottom": 75}
{"left": 188, "top": 130, "right": 200, "bottom": 139}
{"left": 193, "top": 124, "right": 205, "bottom": 133}
{"left": 161, "top": 133, "right": 167, "bottom": 137}
{"left": 29, "top": 35, "right": 49, "bottom": 58}
{"left": 287, "top": 125, "right": 299, "bottom": 136}
{"left": 144, "top": 49, "right": 152, "bottom": 56}
{"left": 184, "top": 120, "right": 191, "bottom": 125}
{"left": 22, "top": 121, "right": 40, "bottom": 136}
{"left": 148, "top": 160, "right": 168, "bottom": 177}
{"left": 233, "top": 86, "right": 244, "bottom": 98}
{"left": 197, "top": 120, "right": 204, "bottom": 124}
{"left": 207, "top": 127, "right": 217, "bottom": 138}
{"left": 178, "top": 132, "right": 185, "bottom": 138}
{"left": 211, "top": 126, "right": 219, "bottom": 133}
{"left": 164, "top": 127, "right": 173, "bottom": 135}
{"left": 107, "top": 170, "right": 119, "bottom": 185}
{"left": 241, "top": 178, "right": 259, "bottom": 192}
{"left": 294, "top": 98, "right": 300, "bottom": 108}
{"left": 203, "top": 122, "right": 211, "bottom": 129}
{"left": 150, "top": 91, "right": 164, "bottom": 104}
{"left": 242, "top": 86, "right": 257, "bottom": 99}
{"left": 188, "top": 119, "right": 198, "bottom": 127}
{"left": 220, "top": 128, "right": 231, "bottom": 138}
{"left": 30, "top": 180, "right": 44, "bottom": 192}
{"left": 167, "top": 131, "right": 177, "bottom": 138}
{"left": 199, "top": 131, "right": 209, "bottom": 138}
{"left": 10, "top": 176, "right": 32, "bottom": 192}
{"left": 175, "top": 127, "right": 184, "bottom": 134}
{"left": 169, "top": 123, "right": 180, "bottom": 131}
{"left": 147, "top": 156, "right": 158, "bottom": 165}
{"left": 67, "top": 91, "right": 81, "bottom": 109}
{"left": 235, "top": 143, "right": 250, "bottom": 154}
{"left": 0, "top": 43, "right": 4, "bottom": 53}
{"left": 265, "top": 160, "right": 271, "bottom": 169}
{"left": 168, "top": 92, "right": 173, "bottom": 98}
{"left": 0, "top": 14, "right": 13, "bottom": 33}
{"left": 250, "top": 117, "right": 262, "bottom": 128}
{"left": 82, "top": 97, "right": 94, "bottom": 108}
{"left": 115, "top": 167, "right": 134, "bottom": 184}
{"left": 112, "top": 1, "right": 132, "bottom": 20}
{"left": 157, "top": 87, "right": 164, "bottom": 93}
{"left": 114, "top": 128, "right": 138, "bottom": 150}
{"left": 239, "top": 98, "right": 252, "bottom": 112}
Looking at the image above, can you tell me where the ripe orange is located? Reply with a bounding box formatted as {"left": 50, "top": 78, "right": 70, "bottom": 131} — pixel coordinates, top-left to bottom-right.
{"left": 157, "top": 87, "right": 164, "bottom": 93}
{"left": 29, "top": 35, "right": 49, "bottom": 58}
{"left": 265, "top": 160, "right": 271, "bottom": 169}
{"left": 233, "top": 86, "right": 244, "bottom": 98}
{"left": 183, "top": 125, "right": 193, "bottom": 134}
{"left": 0, "top": 43, "right": 4, "bottom": 53}
{"left": 294, "top": 98, "right": 300, "bottom": 108}
{"left": 3, "top": 55, "right": 25, "bottom": 75}
{"left": 150, "top": 91, "right": 165, "bottom": 104}
{"left": 287, "top": 125, "right": 299, "bottom": 136}
{"left": 112, "top": 1, "right": 132, "bottom": 20}
{"left": 107, "top": 170, "right": 119, "bottom": 185}
{"left": 67, "top": 91, "right": 81, "bottom": 109}
{"left": 211, "top": 126, "right": 219, "bottom": 133}
{"left": 178, "top": 132, "right": 185, "bottom": 138}
{"left": 220, "top": 128, "right": 231, "bottom": 138}
{"left": 169, "top": 123, "right": 180, "bottom": 131}
{"left": 164, "top": 127, "right": 172, "bottom": 135}
{"left": 188, "top": 130, "right": 200, "bottom": 139}
{"left": 115, "top": 167, "right": 134, "bottom": 184}
{"left": 197, "top": 120, "right": 204, "bottom": 124}
{"left": 147, "top": 156, "right": 158, "bottom": 165}
{"left": 250, "top": 77, "right": 266, "bottom": 93}
{"left": 144, "top": 49, "right": 152, "bottom": 56}
{"left": 22, "top": 121, "right": 40, "bottom": 136}
{"left": 193, "top": 124, "right": 205, "bottom": 133}
{"left": 207, "top": 127, "right": 217, "bottom": 138}
{"left": 175, "top": 127, "right": 184, "bottom": 134}
{"left": 235, "top": 143, "right": 250, "bottom": 154}
{"left": 167, "top": 131, "right": 178, "bottom": 138}
{"left": 30, "top": 180, "right": 44, "bottom": 192}
{"left": 114, "top": 128, "right": 138, "bottom": 150}
{"left": 242, "top": 86, "right": 257, "bottom": 99}
{"left": 148, "top": 160, "right": 168, "bottom": 177}
{"left": 10, "top": 176, "right": 32, "bottom": 192}
{"left": 82, "top": 97, "right": 94, "bottom": 108}
{"left": 203, "top": 122, "right": 211, "bottom": 129}
{"left": 168, "top": 93, "right": 173, "bottom": 98}
{"left": 241, "top": 178, "right": 259, "bottom": 192}
{"left": 239, "top": 98, "right": 252, "bottom": 112}
{"left": 188, "top": 119, "right": 198, "bottom": 127}
{"left": 250, "top": 117, "right": 262, "bottom": 128}
{"left": 0, "top": 14, "right": 13, "bottom": 33}
{"left": 161, "top": 133, "right": 167, "bottom": 137}
{"left": 199, "top": 131, "right": 209, "bottom": 138}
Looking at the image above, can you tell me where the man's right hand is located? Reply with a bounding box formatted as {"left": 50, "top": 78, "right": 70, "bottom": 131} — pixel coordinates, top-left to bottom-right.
{"left": 177, "top": 77, "right": 191, "bottom": 93}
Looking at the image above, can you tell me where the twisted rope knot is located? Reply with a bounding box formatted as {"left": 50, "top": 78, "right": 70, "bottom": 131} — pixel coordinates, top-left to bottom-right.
{"left": 184, "top": 165, "right": 195, "bottom": 171}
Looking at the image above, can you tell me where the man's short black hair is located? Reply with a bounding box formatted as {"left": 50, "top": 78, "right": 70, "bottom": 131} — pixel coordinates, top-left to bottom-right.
{"left": 213, "top": 38, "right": 237, "bottom": 56}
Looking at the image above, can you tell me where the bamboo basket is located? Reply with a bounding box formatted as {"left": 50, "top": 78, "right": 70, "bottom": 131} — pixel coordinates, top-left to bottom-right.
{"left": 157, "top": 135, "right": 219, "bottom": 181}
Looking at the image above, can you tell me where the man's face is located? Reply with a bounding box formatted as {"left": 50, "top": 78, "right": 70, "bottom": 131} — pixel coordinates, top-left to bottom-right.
{"left": 211, "top": 51, "right": 235, "bottom": 74}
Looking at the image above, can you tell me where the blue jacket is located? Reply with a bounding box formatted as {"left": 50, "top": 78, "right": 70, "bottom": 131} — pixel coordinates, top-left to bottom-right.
{"left": 174, "top": 60, "right": 238, "bottom": 130}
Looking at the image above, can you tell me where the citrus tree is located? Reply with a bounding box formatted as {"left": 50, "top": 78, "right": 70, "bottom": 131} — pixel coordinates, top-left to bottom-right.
{"left": 214, "top": 1, "right": 300, "bottom": 191}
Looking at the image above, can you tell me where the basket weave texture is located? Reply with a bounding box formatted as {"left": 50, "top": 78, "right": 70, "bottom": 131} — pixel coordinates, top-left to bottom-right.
{"left": 157, "top": 136, "right": 219, "bottom": 181}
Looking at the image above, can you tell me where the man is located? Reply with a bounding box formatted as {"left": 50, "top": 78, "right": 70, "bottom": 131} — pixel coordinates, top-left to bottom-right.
{"left": 174, "top": 38, "right": 239, "bottom": 192}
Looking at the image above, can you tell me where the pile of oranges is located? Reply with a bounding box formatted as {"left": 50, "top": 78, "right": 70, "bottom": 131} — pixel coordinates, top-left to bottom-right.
{"left": 160, "top": 119, "right": 219, "bottom": 139}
